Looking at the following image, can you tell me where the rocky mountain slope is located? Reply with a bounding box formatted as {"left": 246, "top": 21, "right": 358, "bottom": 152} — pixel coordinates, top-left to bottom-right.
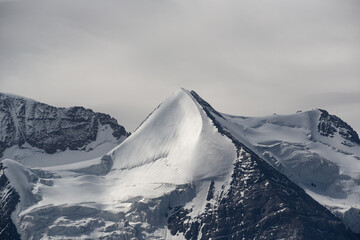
{"left": 0, "top": 93, "right": 129, "bottom": 158}
{"left": 0, "top": 162, "right": 21, "bottom": 240}
{"left": 0, "top": 92, "right": 130, "bottom": 239}
{"left": 0, "top": 89, "right": 359, "bottom": 239}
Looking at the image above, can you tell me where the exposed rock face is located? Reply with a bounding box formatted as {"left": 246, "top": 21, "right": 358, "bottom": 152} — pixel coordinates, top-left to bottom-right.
{"left": 0, "top": 93, "right": 129, "bottom": 156}
{"left": 168, "top": 148, "right": 357, "bottom": 240}
{"left": 0, "top": 163, "right": 21, "bottom": 240}
{"left": 318, "top": 109, "right": 360, "bottom": 146}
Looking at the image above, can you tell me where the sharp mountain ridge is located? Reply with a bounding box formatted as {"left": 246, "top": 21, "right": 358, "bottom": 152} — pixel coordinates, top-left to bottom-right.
{"left": 0, "top": 89, "right": 359, "bottom": 239}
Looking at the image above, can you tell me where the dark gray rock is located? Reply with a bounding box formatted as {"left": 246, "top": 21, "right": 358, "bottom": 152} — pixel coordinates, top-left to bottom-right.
{"left": 0, "top": 93, "right": 129, "bottom": 157}
{"left": 318, "top": 109, "right": 360, "bottom": 145}
{"left": 0, "top": 162, "right": 21, "bottom": 240}
{"left": 169, "top": 147, "right": 358, "bottom": 240}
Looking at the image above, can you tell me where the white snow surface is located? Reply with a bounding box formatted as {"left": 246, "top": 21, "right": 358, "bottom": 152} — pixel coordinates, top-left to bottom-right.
{"left": 2, "top": 88, "right": 360, "bottom": 238}
{"left": 219, "top": 110, "right": 360, "bottom": 233}
{"left": 2, "top": 89, "right": 237, "bottom": 239}
{"left": 103, "top": 88, "right": 236, "bottom": 214}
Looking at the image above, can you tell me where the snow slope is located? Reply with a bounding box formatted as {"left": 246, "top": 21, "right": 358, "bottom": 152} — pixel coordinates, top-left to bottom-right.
{"left": 1, "top": 89, "right": 359, "bottom": 239}
{"left": 108, "top": 88, "right": 236, "bottom": 185}
{"left": 1, "top": 89, "right": 237, "bottom": 239}
{"left": 217, "top": 109, "right": 360, "bottom": 233}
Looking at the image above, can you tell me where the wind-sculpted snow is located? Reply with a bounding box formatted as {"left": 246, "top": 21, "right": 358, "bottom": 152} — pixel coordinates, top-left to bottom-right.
{"left": 1, "top": 89, "right": 359, "bottom": 239}
{"left": 109, "top": 89, "right": 236, "bottom": 182}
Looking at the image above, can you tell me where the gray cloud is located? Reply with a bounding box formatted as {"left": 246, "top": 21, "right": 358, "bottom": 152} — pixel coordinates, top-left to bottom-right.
{"left": 0, "top": 0, "right": 359, "bottom": 132}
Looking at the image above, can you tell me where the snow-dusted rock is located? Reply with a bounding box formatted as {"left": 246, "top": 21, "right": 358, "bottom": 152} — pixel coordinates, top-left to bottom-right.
{"left": 0, "top": 93, "right": 129, "bottom": 158}
{"left": 216, "top": 104, "right": 360, "bottom": 234}
{"left": 0, "top": 89, "right": 359, "bottom": 239}
{"left": 0, "top": 162, "right": 21, "bottom": 240}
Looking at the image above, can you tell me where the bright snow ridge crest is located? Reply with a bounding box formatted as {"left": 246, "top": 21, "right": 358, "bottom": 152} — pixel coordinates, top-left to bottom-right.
{"left": 0, "top": 88, "right": 359, "bottom": 239}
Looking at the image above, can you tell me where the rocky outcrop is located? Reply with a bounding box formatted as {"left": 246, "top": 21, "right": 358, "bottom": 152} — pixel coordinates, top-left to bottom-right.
{"left": 318, "top": 109, "right": 360, "bottom": 146}
{"left": 0, "top": 93, "right": 129, "bottom": 157}
{"left": 168, "top": 147, "right": 358, "bottom": 240}
{"left": 0, "top": 163, "right": 21, "bottom": 240}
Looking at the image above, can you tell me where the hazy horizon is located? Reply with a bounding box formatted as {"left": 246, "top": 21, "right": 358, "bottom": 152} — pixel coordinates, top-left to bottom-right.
{"left": 1, "top": 0, "right": 359, "bottom": 132}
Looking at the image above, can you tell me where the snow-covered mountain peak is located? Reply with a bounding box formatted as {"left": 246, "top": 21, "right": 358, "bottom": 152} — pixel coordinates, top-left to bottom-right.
{"left": 108, "top": 88, "right": 236, "bottom": 183}
{"left": 1, "top": 89, "right": 359, "bottom": 239}
{"left": 133, "top": 88, "right": 200, "bottom": 135}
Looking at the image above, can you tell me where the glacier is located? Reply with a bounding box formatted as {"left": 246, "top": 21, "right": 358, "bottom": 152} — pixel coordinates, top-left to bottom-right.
{"left": 0, "top": 89, "right": 359, "bottom": 239}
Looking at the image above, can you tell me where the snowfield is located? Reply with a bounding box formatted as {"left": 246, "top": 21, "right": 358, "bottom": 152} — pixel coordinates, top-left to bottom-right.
{"left": 1, "top": 88, "right": 359, "bottom": 239}
{"left": 220, "top": 110, "right": 360, "bottom": 232}
{"left": 2, "top": 89, "right": 237, "bottom": 239}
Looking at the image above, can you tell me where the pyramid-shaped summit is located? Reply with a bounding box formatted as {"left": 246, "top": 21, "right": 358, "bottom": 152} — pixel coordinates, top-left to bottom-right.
{"left": 0, "top": 89, "right": 359, "bottom": 239}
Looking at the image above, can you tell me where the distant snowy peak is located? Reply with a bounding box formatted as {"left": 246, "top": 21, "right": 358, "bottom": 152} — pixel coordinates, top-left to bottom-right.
{"left": 0, "top": 92, "right": 129, "bottom": 157}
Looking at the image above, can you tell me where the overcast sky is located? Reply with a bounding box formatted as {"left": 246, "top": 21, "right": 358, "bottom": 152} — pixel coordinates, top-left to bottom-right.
{"left": 0, "top": 0, "right": 359, "bottom": 132}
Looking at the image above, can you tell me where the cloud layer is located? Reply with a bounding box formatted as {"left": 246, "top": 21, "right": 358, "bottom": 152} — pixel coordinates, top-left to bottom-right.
{"left": 1, "top": 0, "right": 359, "bottom": 131}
